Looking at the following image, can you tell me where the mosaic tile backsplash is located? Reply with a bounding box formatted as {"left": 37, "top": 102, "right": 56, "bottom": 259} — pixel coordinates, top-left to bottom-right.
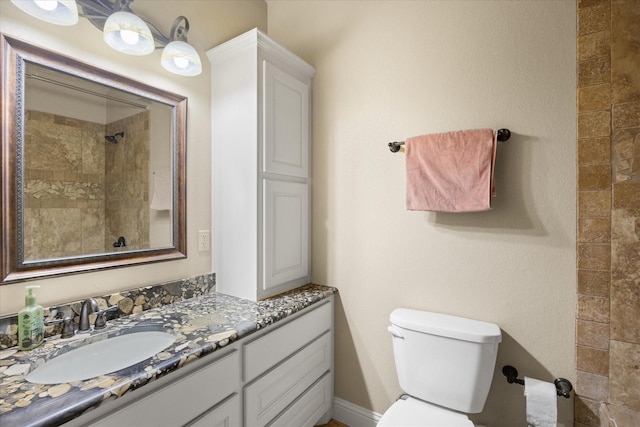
{"left": 0, "top": 273, "right": 215, "bottom": 350}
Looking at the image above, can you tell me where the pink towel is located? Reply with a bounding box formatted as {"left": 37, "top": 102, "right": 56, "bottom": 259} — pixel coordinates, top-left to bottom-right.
{"left": 405, "top": 128, "right": 496, "bottom": 212}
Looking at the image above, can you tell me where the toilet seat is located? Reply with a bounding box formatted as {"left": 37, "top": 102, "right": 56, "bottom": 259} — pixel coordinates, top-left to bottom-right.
{"left": 377, "top": 397, "right": 474, "bottom": 427}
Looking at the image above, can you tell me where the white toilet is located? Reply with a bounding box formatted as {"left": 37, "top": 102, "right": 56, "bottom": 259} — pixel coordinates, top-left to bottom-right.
{"left": 378, "top": 308, "right": 502, "bottom": 426}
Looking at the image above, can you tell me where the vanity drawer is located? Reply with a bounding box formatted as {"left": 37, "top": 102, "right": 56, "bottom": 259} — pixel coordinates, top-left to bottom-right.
{"left": 245, "top": 332, "right": 331, "bottom": 427}
{"left": 186, "top": 393, "right": 241, "bottom": 427}
{"left": 244, "top": 301, "right": 331, "bottom": 382}
{"left": 89, "top": 349, "right": 240, "bottom": 427}
{"left": 269, "top": 372, "right": 332, "bottom": 427}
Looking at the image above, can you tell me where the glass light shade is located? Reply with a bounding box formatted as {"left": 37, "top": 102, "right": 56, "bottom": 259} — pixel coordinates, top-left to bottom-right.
{"left": 161, "top": 40, "right": 202, "bottom": 76}
{"left": 10, "top": 0, "right": 78, "bottom": 26}
{"left": 103, "top": 11, "right": 155, "bottom": 56}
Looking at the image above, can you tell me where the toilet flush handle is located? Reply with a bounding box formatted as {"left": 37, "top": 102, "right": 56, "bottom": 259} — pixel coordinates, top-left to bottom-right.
{"left": 387, "top": 325, "right": 404, "bottom": 339}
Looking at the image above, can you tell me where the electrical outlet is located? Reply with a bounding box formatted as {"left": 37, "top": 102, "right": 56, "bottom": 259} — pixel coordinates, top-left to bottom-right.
{"left": 198, "top": 230, "right": 210, "bottom": 252}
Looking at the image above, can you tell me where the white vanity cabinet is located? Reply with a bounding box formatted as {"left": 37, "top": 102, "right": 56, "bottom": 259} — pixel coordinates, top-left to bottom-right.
{"left": 68, "top": 347, "right": 242, "bottom": 427}
{"left": 66, "top": 297, "right": 333, "bottom": 427}
{"left": 207, "top": 28, "right": 316, "bottom": 301}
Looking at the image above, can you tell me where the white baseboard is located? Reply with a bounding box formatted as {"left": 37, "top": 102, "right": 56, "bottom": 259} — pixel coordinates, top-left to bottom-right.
{"left": 333, "top": 397, "right": 382, "bottom": 427}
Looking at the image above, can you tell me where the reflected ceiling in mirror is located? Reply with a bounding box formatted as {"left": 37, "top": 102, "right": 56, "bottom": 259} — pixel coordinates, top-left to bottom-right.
{"left": 1, "top": 34, "right": 187, "bottom": 283}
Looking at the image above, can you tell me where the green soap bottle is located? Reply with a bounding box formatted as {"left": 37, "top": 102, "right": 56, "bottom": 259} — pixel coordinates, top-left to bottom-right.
{"left": 18, "top": 285, "right": 44, "bottom": 351}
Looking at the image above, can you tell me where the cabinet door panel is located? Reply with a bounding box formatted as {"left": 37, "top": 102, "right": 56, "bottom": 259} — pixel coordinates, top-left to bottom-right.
{"left": 263, "top": 179, "right": 309, "bottom": 293}
{"left": 263, "top": 60, "right": 309, "bottom": 178}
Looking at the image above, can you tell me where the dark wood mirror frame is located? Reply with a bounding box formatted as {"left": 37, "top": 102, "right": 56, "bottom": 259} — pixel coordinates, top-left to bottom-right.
{"left": 0, "top": 34, "right": 187, "bottom": 283}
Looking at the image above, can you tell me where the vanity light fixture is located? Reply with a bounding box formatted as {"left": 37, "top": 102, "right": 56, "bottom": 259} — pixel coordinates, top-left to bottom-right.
{"left": 10, "top": 0, "right": 79, "bottom": 26}
{"left": 103, "top": 0, "right": 154, "bottom": 56}
{"left": 161, "top": 16, "right": 202, "bottom": 76}
{"left": 10, "top": 0, "right": 202, "bottom": 77}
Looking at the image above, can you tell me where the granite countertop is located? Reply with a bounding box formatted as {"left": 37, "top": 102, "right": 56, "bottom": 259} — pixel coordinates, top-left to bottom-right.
{"left": 0, "top": 284, "right": 336, "bottom": 427}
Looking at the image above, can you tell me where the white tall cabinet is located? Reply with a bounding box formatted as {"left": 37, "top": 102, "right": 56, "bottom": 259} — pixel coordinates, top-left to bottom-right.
{"left": 207, "top": 29, "right": 315, "bottom": 300}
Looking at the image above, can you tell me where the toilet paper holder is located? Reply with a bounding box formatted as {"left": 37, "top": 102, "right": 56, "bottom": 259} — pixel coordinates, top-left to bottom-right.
{"left": 502, "top": 365, "right": 573, "bottom": 398}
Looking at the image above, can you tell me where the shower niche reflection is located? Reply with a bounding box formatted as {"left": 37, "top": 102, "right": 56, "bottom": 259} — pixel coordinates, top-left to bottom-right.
{"left": 24, "top": 62, "right": 172, "bottom": 260}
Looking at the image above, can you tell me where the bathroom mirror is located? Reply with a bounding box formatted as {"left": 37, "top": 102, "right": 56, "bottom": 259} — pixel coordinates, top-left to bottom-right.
{"left": 0, "top": 34, "right": 187, "bottom": 283}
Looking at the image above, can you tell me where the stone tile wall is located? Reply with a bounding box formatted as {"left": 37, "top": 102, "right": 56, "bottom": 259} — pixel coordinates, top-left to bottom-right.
{"left": 104, "top": 112, "right": 150, "bottom": 251}
{"left": 23, "top": 109, "right": 151, "bottom": 257}
{"left": 23, "top": 111, "right": 106, "bottom": 259}
{"left": 576, "top": 0, "right": 640, "bottom": 425}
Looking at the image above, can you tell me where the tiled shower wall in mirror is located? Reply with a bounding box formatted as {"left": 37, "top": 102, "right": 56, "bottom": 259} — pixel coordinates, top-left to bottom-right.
{"left": 23, "top": 110, "right": 150, "bottom": 259}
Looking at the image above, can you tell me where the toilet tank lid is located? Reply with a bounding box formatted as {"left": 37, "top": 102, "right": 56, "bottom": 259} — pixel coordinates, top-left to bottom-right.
{"left": 390, "top": 309, "right": 502, "bottom": 343}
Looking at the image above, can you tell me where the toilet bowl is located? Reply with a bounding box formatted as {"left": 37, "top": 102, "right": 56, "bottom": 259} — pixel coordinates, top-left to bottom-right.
{"left": 378, "top": 309, "right": 501, "bottom": 426}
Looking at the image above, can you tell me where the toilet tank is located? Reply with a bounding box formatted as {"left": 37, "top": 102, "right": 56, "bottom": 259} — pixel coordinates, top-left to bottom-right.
{"left": 388, "top": 308, "right": 501, "bottom": 414}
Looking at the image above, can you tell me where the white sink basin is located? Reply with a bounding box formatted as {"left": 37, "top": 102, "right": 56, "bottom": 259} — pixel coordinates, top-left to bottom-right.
{"left": 26, "top": 330, "right": 176, "bottom": 384}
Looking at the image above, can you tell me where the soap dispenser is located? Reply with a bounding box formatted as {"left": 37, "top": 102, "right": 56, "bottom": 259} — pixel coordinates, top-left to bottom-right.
{"left": 18, "top": 285, "right": 44, "bottom": 351}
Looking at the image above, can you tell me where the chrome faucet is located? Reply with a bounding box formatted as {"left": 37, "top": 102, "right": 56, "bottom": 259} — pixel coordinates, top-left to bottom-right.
{"left": 78, "top": 298, "right": 100, "bottom": 332}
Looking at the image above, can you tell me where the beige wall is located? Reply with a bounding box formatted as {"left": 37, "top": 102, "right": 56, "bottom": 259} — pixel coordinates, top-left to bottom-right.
{"left": 268, "top": 1, "right": 576, "bottom": 426}
{"left": 2, "top": 1, "right": 581, "bottom": 425}
{"left": 0, "top": 1, "right": 267, "bottom": 314}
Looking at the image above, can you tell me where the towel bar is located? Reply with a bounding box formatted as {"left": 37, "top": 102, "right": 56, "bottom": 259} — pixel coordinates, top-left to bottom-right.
{"left": 502, "top": 365, "right": 572, "bottom": 398}
{"left": 388, "top": 128, "right": 511, "bottom": 153}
